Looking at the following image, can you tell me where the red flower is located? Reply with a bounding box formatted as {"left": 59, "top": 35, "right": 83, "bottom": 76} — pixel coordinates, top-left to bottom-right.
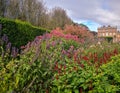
{"left": 82, "top": 56, "right": 89, "bottom": 61}
{"left": 54, "top": 62, "right": 58, "bottom": 70}
{"left": 46, "top": 89, "right": 49, "bottom": 93}
{"left": 67, "top": 53, "right": 71, "bottom": 58}
{"left": 58, "top": 70, "right": 61, "bottom": 75}
{"left": 64, "top": 65, "right": 66, "bottom": 70}
{"left": 79, "top": 87, "right": 83, "bottom": 93}
{"left": 94, "top": 53, "right": 97, "bottom": 58}
{"left": 77, "top": 61, "right": 81, "bottom": 64}
{"left": 103, "top": 58, "right": 107, "bottom": 64}
{"left": 89, "top": 81, "right": 93, "bottom": 90}
{"left": 73, "top": 66, "right": 77, "bottom": 71}
{"left": 100, "top": 58, "right": 103, "bottom": 65}
{"left": 80, "top": 64, "right": 84, "bottom": 68}
{"left": 94, "top": 57, "right": 98, "bottom": 63}
{"left": 74, "top": 52, "right": 78, "bottom": 62}
{"left": 113, "top": 49, "right": 118, "bottom": 55}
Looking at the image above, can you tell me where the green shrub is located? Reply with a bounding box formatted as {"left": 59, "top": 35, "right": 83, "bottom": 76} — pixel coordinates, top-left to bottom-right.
{"left": 1, "top": 31, "right": 120, "bottom": 93}
{"left": 61, "top": 39, "right": 80, "bottom": 50}
{"left": 0, "top": 17, "right": 50, "bottom": 47}
{"left": 0, "top": 36, "right": 65, "bottom": 92}
{"left": 92, "top": 54, "right": 120, "bottom": 92}
{"left": 105, "top": 36, "right": 113, "bottom": 42}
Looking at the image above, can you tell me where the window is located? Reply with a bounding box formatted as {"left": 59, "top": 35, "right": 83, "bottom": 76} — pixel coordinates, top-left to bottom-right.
{"left": 113, "top": 33, "right": 116, "bottom": 35}
{"left": 106, "top": 32, "right": 108, "bottom": 36}
{"left": 103, "top": 33, "right": 104, "bottom": 36}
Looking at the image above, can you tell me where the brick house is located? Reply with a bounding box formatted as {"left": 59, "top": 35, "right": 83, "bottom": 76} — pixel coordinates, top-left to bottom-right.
{"left": 97, "top": 25, "right": 120, "bottom": 42}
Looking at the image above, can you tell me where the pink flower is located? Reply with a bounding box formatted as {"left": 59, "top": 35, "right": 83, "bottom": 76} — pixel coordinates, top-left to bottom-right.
{"left": 51, "top": 41, "right": 56, "bottom": 46}
{"left": 20, "top": 45, "right": 25, "bottom": 49}
{"left": 70, "top": 45, "right": 74, "bottom": 49}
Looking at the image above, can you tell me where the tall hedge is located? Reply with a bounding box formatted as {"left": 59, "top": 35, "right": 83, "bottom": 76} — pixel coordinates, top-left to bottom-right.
{"left": 0, "top": 17, "right": 50, "bottom": 47}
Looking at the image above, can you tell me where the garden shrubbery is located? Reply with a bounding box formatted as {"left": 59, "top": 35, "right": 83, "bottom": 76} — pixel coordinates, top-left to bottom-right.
{"left": 0, "top": 17, "right": 50, "bottom": 47}
{"left": 0, "top": 28, "right": 120, "bottom": 92}
{"left": 92, "top": 54, "right": 120, "bottom": 93}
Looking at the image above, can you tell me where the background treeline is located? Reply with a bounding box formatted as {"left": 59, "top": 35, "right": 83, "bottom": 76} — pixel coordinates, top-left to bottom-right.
{"left": 0, "top": 0, "right": 73, "bottom": 30}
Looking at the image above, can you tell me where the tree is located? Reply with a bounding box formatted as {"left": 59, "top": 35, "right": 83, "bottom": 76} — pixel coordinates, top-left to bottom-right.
{"left": 55, "top": 24, "right": 94, "bottom": 39}
{"left": 18, "top": 0, "right": 47, "bottom": 26}
{"left": 0, "top": 0, "right": 48, "bottom": 27}
{"left": 0, "top": 0, "right": 73, "bottom": 29}
{"left": 49, "top": 7, "right": 72, "bottom": 30}
{"left": 5, "top": 0, "right": 20, "bottom": 19}
{"left": 0, "top": 0, "right": 10, "bottom": 17}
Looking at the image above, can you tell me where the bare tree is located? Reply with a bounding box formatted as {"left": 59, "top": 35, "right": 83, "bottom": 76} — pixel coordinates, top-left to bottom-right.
{"left": 5, "top": 0, "right": 20, "bottom": 19}
{"left": 19, "top": 0, "right": 47, "bottom": 26}
{"left": 0, "top": 0, "right": 73, "bottom": 29}
{"left": 49, "top": 7, "right": 72, "bottom": 29}
{"left": 0, "top": 0, "right": 10, "bottom": 17}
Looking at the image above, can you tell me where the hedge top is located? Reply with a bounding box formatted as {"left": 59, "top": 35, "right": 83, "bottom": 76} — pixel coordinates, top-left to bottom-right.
{"left": 0, "top": 17, "right": 50, "bottom": 47}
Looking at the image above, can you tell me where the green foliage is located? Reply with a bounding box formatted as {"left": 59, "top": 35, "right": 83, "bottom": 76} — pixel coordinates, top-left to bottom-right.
{"left": 62, "top": 39, "right": 80, "bottom": 50}
{"left": 92, "top": 54, "right": 120, "bottom": 92}
{"left": 51, "top": 59, "right": 96, "bottom": 93}
{"left": 0, "top": 37, "right": 65, "bottom": 92}
{"left": 105, "top": 36, "right": 113, "bottom": 42}
{"left": 51, "top": 51, "right": 120, "bottom": 93}
{"left": 0, "top": 32, "right": 120, "bottom": 93}
{"left": 0, "top": 17, "right": 50, "bottom": 47}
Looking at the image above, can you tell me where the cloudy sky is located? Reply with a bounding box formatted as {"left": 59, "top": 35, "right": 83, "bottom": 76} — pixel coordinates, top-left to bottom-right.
{"left": 43, "top": 0, "right": 120, "bottom": 31}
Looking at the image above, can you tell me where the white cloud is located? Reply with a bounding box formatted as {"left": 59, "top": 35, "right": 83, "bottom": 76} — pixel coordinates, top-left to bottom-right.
{"left": 94, "top": 8, "right": 119, "bottom": 23}
{"left": 43, "top": 0, "right": 120, "bottom": 30}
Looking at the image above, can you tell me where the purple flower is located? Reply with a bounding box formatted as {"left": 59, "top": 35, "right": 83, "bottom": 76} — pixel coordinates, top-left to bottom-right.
{"left": 62, "top": 50, "right": 67, "bottom": 55}
{"left": 51, "top": 41, "right": 56, "bottom": 46}
{"left": 6, "top": 42, "right": 11, "bottom": 53}
{"left": 11, "top": 47, "right": 19, "bottom": 58}
{"left": 26, "top": 42, "right": 31, "bottom": 48}
{"left": 70, "top": 46, "right": 74, "bottom": 50}
{"left": 42, "top": 33, "right": 51, "bottom": 40}
{"left": 59, "top": 41, "right": 63, "bottom": 44}
{"left": 2, "top": 34, "right": 8, "bottom": 44}
{"left": 46, "top": 43, "right": 50, "bottom": 49}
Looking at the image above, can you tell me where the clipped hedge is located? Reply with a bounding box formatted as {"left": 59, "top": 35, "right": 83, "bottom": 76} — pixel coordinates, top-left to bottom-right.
{"left": 0, "top": 17, "right": 50, "bottom": 47}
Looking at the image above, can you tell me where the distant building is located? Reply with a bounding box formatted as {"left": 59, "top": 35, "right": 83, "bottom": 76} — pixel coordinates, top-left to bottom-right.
{"left": 97, "top": 25, "right": 120, "bottom": 42}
